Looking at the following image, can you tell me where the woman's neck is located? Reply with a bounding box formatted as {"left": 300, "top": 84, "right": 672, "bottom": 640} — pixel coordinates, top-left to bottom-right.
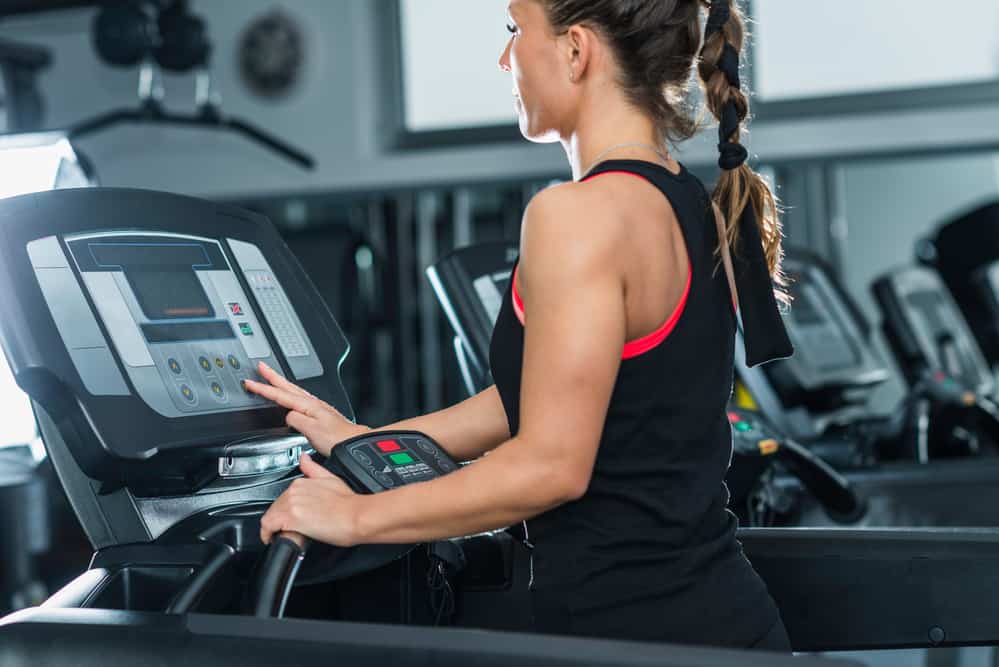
{"left": 564, "top": 110, "right": 670, "bottom": 181}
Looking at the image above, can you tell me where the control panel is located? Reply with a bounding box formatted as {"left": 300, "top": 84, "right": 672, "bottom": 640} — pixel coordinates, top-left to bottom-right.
{"left": 472, "top": 270, "right": 513, "bottom": 325}
{"left": 327, "top": 431, "right": 459, "bottom": 494}
{"left": 426, "top": 242, "right": 519, "bottom": 397}
{"left": 27, "top": 231, "right": 323, "bottom": 418}
{"left": 873, "top": 267, "right": 993, "bottom": 394}
{"left": 785, "top": 275, "right": 860, "bottom": 373}
{"left": 728, "top": 408, "right": 782, "bottom": 459}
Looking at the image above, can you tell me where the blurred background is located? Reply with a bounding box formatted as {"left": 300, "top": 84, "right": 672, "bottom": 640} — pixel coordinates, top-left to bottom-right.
{"left": 2, "top": 2, "right": 999, "bottom": 665}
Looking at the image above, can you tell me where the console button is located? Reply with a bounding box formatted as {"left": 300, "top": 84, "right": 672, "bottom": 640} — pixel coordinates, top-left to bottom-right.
{"left": 228, "top": 355, "right": 241, "bottom": 370}
{"left": 352, "top": 449, "right": 373, "bottom": 466}
{"left": 179, "top": 384, "right": 196, "bottom": 404}
{"left": 373, "top": 471, "right": 395, "bottom": 488}
{"left": 758, "top": 439, "right": 779, "bottom": 456}
{"left": 376, "top": 440, "right": 402, "bottom": 453}
{"left": 436, "top": 458, "right": 456, "bottom": 473}
{"left": 167, "top": 358, "right": 183, "bottom": 375}
{"left": 199, "top": 356, "right": 212, "bottom": 372}
{"left": 215, "top": 357, "right": 225, "bottom": 369}
{"left": 210, "top": 381, "right": 225, "bottom": 399}
{"left": 416, "top": 439, "right": 435, "bottom": 454}
{"left": 389, "top": 452, "right": 415, "bottom": 466}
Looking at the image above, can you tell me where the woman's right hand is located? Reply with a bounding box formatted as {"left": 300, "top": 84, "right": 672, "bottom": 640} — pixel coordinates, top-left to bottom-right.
{"left": 243, "top": 362, "right": 370, "bottom": 457}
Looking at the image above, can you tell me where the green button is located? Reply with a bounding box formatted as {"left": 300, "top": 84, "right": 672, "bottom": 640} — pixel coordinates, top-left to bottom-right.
{"left": 239, "top": 323, "right": 254, "bottom": 336}
{"left": 389, "top": 452, "right": 414, "bottom": 465}
{"left": 735, "top": 421, "right": 753, "bottom": 433}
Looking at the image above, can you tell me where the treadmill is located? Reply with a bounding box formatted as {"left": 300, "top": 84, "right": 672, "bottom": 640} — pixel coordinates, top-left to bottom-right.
{"left": 734, "top": 251, "right": 890, "bottom": 457}
{"left": 922, "top": 202, "right": 999, "bottom": 370}
{"left": 722, "top": 250, "right": 999, "bottom": 527}
{"left": 872, "top": 266, "right": 999, "bottom": 445}
{"left": 2, "top": 190, "right": 999, "bottom": 663}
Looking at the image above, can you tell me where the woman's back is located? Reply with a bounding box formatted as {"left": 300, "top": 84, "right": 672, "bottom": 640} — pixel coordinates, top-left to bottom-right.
{"left": 490, "top": 159, "right": 780, "bottom": 647}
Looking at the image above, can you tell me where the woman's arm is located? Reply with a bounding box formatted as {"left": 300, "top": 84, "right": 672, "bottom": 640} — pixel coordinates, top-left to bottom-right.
{"left": 352, "top": 185, "right": 626, "bottom": 541}
{"left": 260, "top": 183, "right": 631, "bottom": 545}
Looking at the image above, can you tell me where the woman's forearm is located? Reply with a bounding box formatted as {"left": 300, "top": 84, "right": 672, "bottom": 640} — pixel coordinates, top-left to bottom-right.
{"left": 352, "top": 434, "right": 581, "bottom": 544}
{"left": 367, "top": 385, "right": 511, "bottom": 463}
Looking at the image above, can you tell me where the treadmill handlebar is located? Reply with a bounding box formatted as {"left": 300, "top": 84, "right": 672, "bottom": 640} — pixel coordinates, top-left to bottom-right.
{"left": 776, "top": 438, "right": 867, "bottom": 524}
{"left": 251, "top": 535, "right": 305, "bottom": 619}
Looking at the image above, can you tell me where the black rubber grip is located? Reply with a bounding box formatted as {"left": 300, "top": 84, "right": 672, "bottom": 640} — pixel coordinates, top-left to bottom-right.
{"left": 777, "top": 439, "right": 867, "bottom": 524}
{"left": 251, "top": 536, "right": 304, "bottom": 618}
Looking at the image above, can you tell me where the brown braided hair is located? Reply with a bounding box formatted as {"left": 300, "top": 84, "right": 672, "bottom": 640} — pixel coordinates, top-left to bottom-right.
{"left": 697, "top": 0, "right": 788, "bottom": 302}
{"left": 538, "top": 0, "right": 788, "bottom": 302}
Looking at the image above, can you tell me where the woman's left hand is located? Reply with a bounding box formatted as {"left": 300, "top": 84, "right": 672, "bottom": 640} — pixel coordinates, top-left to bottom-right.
{"left": 260, "top": 454, "right": 363, "bottom": 547}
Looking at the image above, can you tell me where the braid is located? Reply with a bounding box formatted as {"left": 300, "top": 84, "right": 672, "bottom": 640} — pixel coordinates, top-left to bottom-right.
{"left": 697, "top": 0, "right": 789, "bottom": 303}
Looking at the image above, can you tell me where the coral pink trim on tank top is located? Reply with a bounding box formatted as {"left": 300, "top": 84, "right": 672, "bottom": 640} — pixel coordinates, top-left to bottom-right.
{"left": 511, "top": 168, "right": 693, "bottom": 359}
{"left": 512, "top": 266, "right": 526, "bottom": 324}
{"left": 581, "top": 170, "right": 665, "bottom": 185}
{"left": 621, "top": 264, "right": 692, "bottom": 359}
{"left": 510, "top": 264, "right": 692, "bottom": 360}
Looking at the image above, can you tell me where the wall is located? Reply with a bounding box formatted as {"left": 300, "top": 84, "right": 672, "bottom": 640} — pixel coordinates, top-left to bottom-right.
{"left": 753, "top": 0, "right": 999, "bottom": 101}
{"left": 840, "top": 154, "right": 999, "bottom": 321}
{"left": 7, "top": 2, "right": 999, "bottom": 200}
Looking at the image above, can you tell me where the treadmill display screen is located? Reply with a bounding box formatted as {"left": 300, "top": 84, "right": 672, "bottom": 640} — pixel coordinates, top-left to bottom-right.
{"left": 987, "top": 262, "right": 999, "bottom": 305}
{"left": 905, "top": 288, "right": 984, "bottom": 387}
{"left": 128, "top": 270, "right": 214, "bottom": 321}
{"left": 787, "top": 285, "right": 826, "bottom": 326}
{"left": 906, "top": 290, "right": 949, "bottom": 340}
{"left": 84, "top": 242, "right": 219, "bottom": 322}
{"left": 786, "top": 278, "right": 860, "bottom": 372}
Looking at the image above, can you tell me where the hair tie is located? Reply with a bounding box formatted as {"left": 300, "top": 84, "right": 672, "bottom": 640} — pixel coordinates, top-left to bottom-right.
{"left": 717, "top": 43, "right": 741, "bottom": 89}
{"left": 705, "top": 0, "right": 730, "bottom": 38}
{"left": 718, "top": 141, "right": 748, "bottom": 171}
{"left": 706, "top": 2, "right": 745, "bottom": 171}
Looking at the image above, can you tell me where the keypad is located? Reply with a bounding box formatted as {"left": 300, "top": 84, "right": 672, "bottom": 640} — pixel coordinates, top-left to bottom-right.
{"left": 156, "top": 344, "right": 263, "bottom": 413}
{"left": 247, "top": 272, "right": 309, "bottom": 358}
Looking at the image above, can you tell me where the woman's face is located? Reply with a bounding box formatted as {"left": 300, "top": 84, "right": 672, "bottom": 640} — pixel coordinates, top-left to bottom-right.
{"left": 499, "top": 0, "right": 573, "bottom": 144}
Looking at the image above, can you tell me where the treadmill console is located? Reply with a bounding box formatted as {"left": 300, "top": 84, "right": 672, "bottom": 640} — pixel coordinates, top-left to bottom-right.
{"left": 327, "top": 431, "right": 458, "bottom": 493}
{"left": 28, "top": 232, "right": 324, "bottom": 417}
{"left": 736, "top": 252, "right": 890, "bottom": 437}
{"left": 772, "top": 253, "right": 888, "bottom": 395}
{"left": 0, "top": 188, "right": 352, "bottom": 485}
{"left": 926, "top": 202, "right": 999, "bottom": 367}
{"left": 427, "top": 242, "right": 519, "bottom": 396}
{"left": 872, "top": 267, "right": 993, "bottom": 394}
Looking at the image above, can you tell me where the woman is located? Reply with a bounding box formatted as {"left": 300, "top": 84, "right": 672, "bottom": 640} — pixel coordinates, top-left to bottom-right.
{"left": 247, "top": 0, "right": 792, "bottom": 651}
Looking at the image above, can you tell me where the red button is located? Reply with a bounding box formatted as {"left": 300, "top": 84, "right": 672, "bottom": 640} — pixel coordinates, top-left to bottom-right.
{"left": 376, "top": 440, "right": 402, "bottom": 453}
{"left": 727, "top": 411, "right": 743, "bottom": 424}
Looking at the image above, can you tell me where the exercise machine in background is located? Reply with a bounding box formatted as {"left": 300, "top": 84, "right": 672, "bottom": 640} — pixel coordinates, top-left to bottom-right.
{"left": 65, "top": 0, "right": 315, "bottom": 169}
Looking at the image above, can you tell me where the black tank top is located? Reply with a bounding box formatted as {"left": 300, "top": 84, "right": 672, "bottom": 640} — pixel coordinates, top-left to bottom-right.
{"left": 488, "top": 160, "right": 781, "bottom": 648}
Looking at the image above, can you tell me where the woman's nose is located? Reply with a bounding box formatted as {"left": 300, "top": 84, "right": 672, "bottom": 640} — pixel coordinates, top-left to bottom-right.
{"left": 498, "top": 38, "right": 512, "bottom": 72}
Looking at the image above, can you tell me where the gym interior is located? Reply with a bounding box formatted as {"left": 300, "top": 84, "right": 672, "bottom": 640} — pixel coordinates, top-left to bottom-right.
{"left": 2, "top": 2, "right": 999, "bottom": 666}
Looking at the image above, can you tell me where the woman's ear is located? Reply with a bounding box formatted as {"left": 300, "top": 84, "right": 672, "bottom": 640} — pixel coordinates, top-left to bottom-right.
{"left": 564, "top": 24, "right": 594, "bottom": 82}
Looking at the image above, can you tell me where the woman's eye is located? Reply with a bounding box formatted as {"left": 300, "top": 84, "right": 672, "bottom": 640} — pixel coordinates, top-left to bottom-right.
{"left": 506, "top": 23, "right": 518, "bottom": 35}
